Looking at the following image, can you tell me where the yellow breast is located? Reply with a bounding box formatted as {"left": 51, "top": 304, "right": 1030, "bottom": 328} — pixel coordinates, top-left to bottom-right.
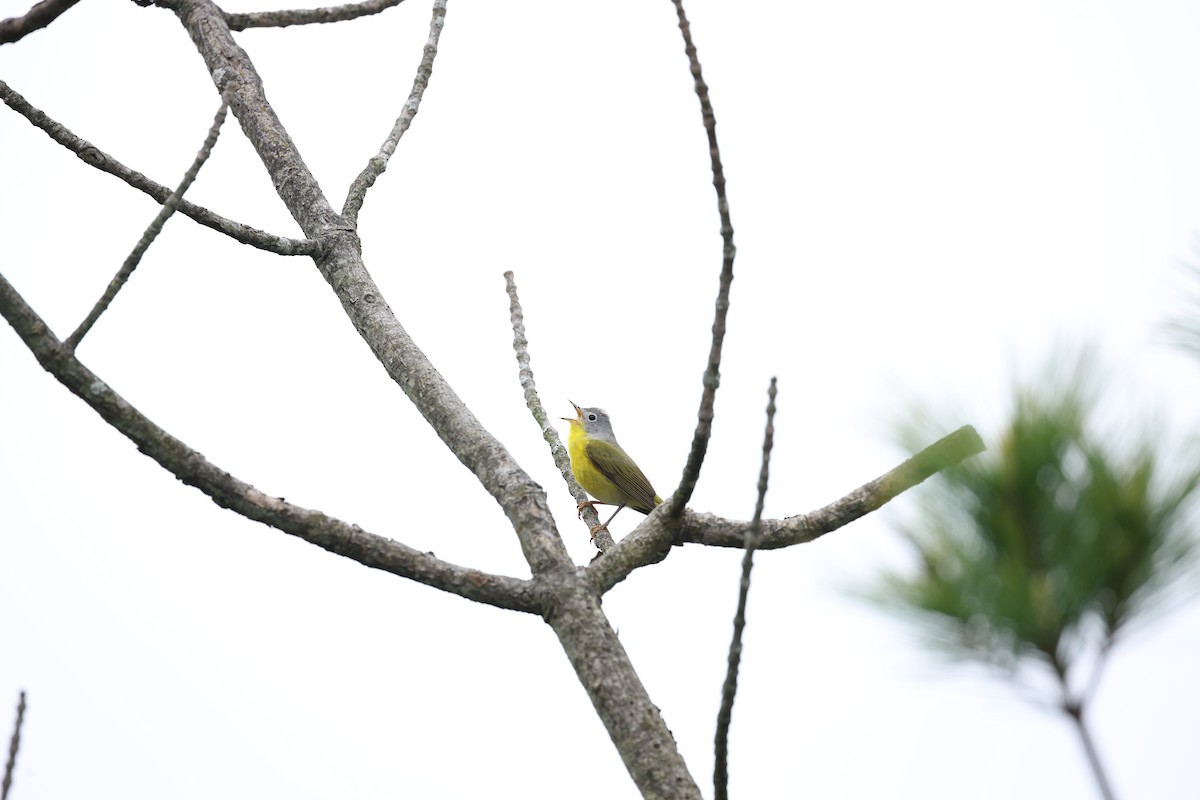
{"left": 567, "top": 424, "right": 626, "bottom": 505}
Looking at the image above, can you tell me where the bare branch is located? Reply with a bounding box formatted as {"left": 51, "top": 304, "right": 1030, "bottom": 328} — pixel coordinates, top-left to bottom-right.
{"left": 175, "top": 0, "right": 343, "bottom": 235}
{"left": 65, "top": 98, "right": 230, "bottom": 352}
{"left": 714, "top": 378, "right": 776, "bottom": 800}
{"left": 667, "top": 0, "right": 737, "bottom": 518}
{"left": 0, "top": 0, "right": 80, "bottom": 44}
{"left": 343, "top": 0, "right": 445, "bottom": 226}
{"left": 0, "top": 78, "right": 317, "bottom": 256}
{"left": 0, "top": 273, "right": 542, "bottom": 613}
{"left": 5, "top": 5, "right": 703, "bottom": 793}
{"left": 0, "top": 691, "right": 24, "bottom": 800}
{"left": 171, "top": 13, "right": 705, "bottom": 791}
{"left": 587, "top": 425, "right": 986, "bottom": 594}
{"left": 546, "top": 582, "right": 702, "bottom": 798}
{"left": 512, "top": 406, "right": 706, "bottom": 793}
{"left": 504, "top": 271, "right": 616, "bottom": 553}
{"left": 174, "top": 0, "right": 570, "bottom": 575}
{"left": 226, "top": 0, "right": 407, "bottom": 30}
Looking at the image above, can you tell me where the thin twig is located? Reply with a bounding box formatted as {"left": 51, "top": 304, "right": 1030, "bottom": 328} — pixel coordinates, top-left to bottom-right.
{"left": 0, "top": 79, "right": 316, "bottom": 256}
{"left": 586, "top": 425, "right": 985, "bottom": 595}
{"left": 0, "top": 0, "right": 80, "bottom": 44}
{"left": 65, "top": 98, "right": 230, "bottom": 352}
{"left": 0, "top": 273, "right": 542, "bottom": 613}
{"left": 227, "top": 0, "right": 407, "bottom": 30}
{"left": 668, "top": 0, "right": 737, "bottom": 519}
{"left": 1064, "top": 702, "right": 1118, "bottom": 800}
{"left": 504, "top": 272, "right": 615, "bottom": 553}
{"left": 343, "top": 0, "right": 446, "bottom": 226}
{"left": 1, "top": 691, "right": 25, "bottom": 800}
{"left": 714, "top": 378, "right": 776, "bottom": 800}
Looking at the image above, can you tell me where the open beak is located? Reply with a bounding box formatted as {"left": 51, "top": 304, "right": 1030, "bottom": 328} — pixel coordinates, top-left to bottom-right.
{"left": 561, "top": 400, "right": 583, "bottom": 422}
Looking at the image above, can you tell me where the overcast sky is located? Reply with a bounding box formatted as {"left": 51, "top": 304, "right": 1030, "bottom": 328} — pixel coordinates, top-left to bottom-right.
{"left": 3, "top": 1, "right": 1200, "bottom": 797}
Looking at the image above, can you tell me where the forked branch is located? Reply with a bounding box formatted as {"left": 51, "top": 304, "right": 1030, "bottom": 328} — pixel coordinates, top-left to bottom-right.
{"left": 344, "top": 0, "right": 446, "bottom": 226}
{"left": 504, "top": 271, "right": 618, "bottom": 553}
{"left": 586, "top": 425, "right": 986, "bottom": 594}
{"left": 173, "top": 0, "right": 570, "bottom": 577}
{"left": 0, "top": 79, "right": 316, "bottom": 256}
{"left": 0, "top": 274, "right": 542, "bottom": 613}
{"left": 65, "top": 97, "right": 230, "bottom": 352}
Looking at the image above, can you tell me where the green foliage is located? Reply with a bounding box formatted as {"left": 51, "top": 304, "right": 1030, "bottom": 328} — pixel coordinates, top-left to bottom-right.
{"left": 879, "top": 355, "right": 1200, "bottom": 683}
{"left": 1165, "top": 262, "right": 1200, "bottom": 357}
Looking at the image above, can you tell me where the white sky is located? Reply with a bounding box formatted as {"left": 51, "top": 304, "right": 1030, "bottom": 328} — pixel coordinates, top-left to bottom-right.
{"left": 2, "top": 0, "right": 1200, "bottom": 797}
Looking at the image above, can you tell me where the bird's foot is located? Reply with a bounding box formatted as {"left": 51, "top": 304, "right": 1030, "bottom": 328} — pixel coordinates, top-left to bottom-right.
{"left": 576, "top": 500, "right": 602, "bottom": 519}
{"left": 589, "top": 524, "right": 609, "bottom": 542}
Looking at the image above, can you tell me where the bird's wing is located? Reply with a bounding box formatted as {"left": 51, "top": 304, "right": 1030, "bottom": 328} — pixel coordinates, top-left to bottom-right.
{"left": 585, "top": 439, "right": 659, "bottom": 513}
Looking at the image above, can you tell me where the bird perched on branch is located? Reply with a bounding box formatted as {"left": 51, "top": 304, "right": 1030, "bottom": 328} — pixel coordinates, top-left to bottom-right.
{"left": 563, "top": 401, "right": 662, "bottom": 538}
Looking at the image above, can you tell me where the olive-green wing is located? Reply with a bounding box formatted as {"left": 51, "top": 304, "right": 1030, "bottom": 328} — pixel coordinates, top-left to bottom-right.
{"left": 585, "top": 439, "right": 659, "bottom": 513}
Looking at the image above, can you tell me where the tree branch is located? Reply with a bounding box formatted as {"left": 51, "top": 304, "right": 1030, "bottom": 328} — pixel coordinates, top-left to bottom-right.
{"left": 0, "top": 78, "right": 317, "bottom": 256}
{"left": 546, "top": 582, "right": 702, "bottom": 799}
{"left": 174, "top": 0, "right": 571, "bottom": 576}
{"left": 343, "top": 0, "right": 445, "bottom": 227}
{"left": 0, "top": 273, "right": 542, "bottom": 613}
{"left": 0, "top": 0, "right": 80, "bottom": 44}
{"left": 65, "top": 97, "right": 229, "bottom": 352}
{"left": 226, "top": 0, "right": 408, "bottom": 30}
{"left": 171, "top": 10, "right": 711, "bottom": 793}
{"left": 587, "top": 425, "right": 986, "bottom": 594}
{"left": 5, "top": 5, "right": 712, "bottom": 794}
{"left": 1064, "top": 702, "right": 1118, "bottom": 800}
{"left": 667, "top": 0, "right": 737, "bottom": 518}
{"left": 0, "top": 691, "right": 24, "bottom": 800}
{"left": 504, "top": 271, "right": 617, "bottom": 553}
{"left": 714, "top": 378, "right": 776, "bottom": 800}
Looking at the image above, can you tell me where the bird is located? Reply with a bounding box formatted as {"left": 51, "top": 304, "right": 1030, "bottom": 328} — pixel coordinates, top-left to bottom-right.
{"left": 563, "top": 401, "right": 663, "bottom": 538}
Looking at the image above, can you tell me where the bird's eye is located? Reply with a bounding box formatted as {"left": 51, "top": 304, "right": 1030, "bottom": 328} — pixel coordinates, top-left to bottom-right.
{"left": 587, "top": 413, "right": 597, "bottom": 421}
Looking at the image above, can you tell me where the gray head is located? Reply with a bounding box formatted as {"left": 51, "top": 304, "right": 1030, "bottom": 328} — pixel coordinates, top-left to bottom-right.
{"left": 569, "top": 401, "right": 618, "bottom": 442}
